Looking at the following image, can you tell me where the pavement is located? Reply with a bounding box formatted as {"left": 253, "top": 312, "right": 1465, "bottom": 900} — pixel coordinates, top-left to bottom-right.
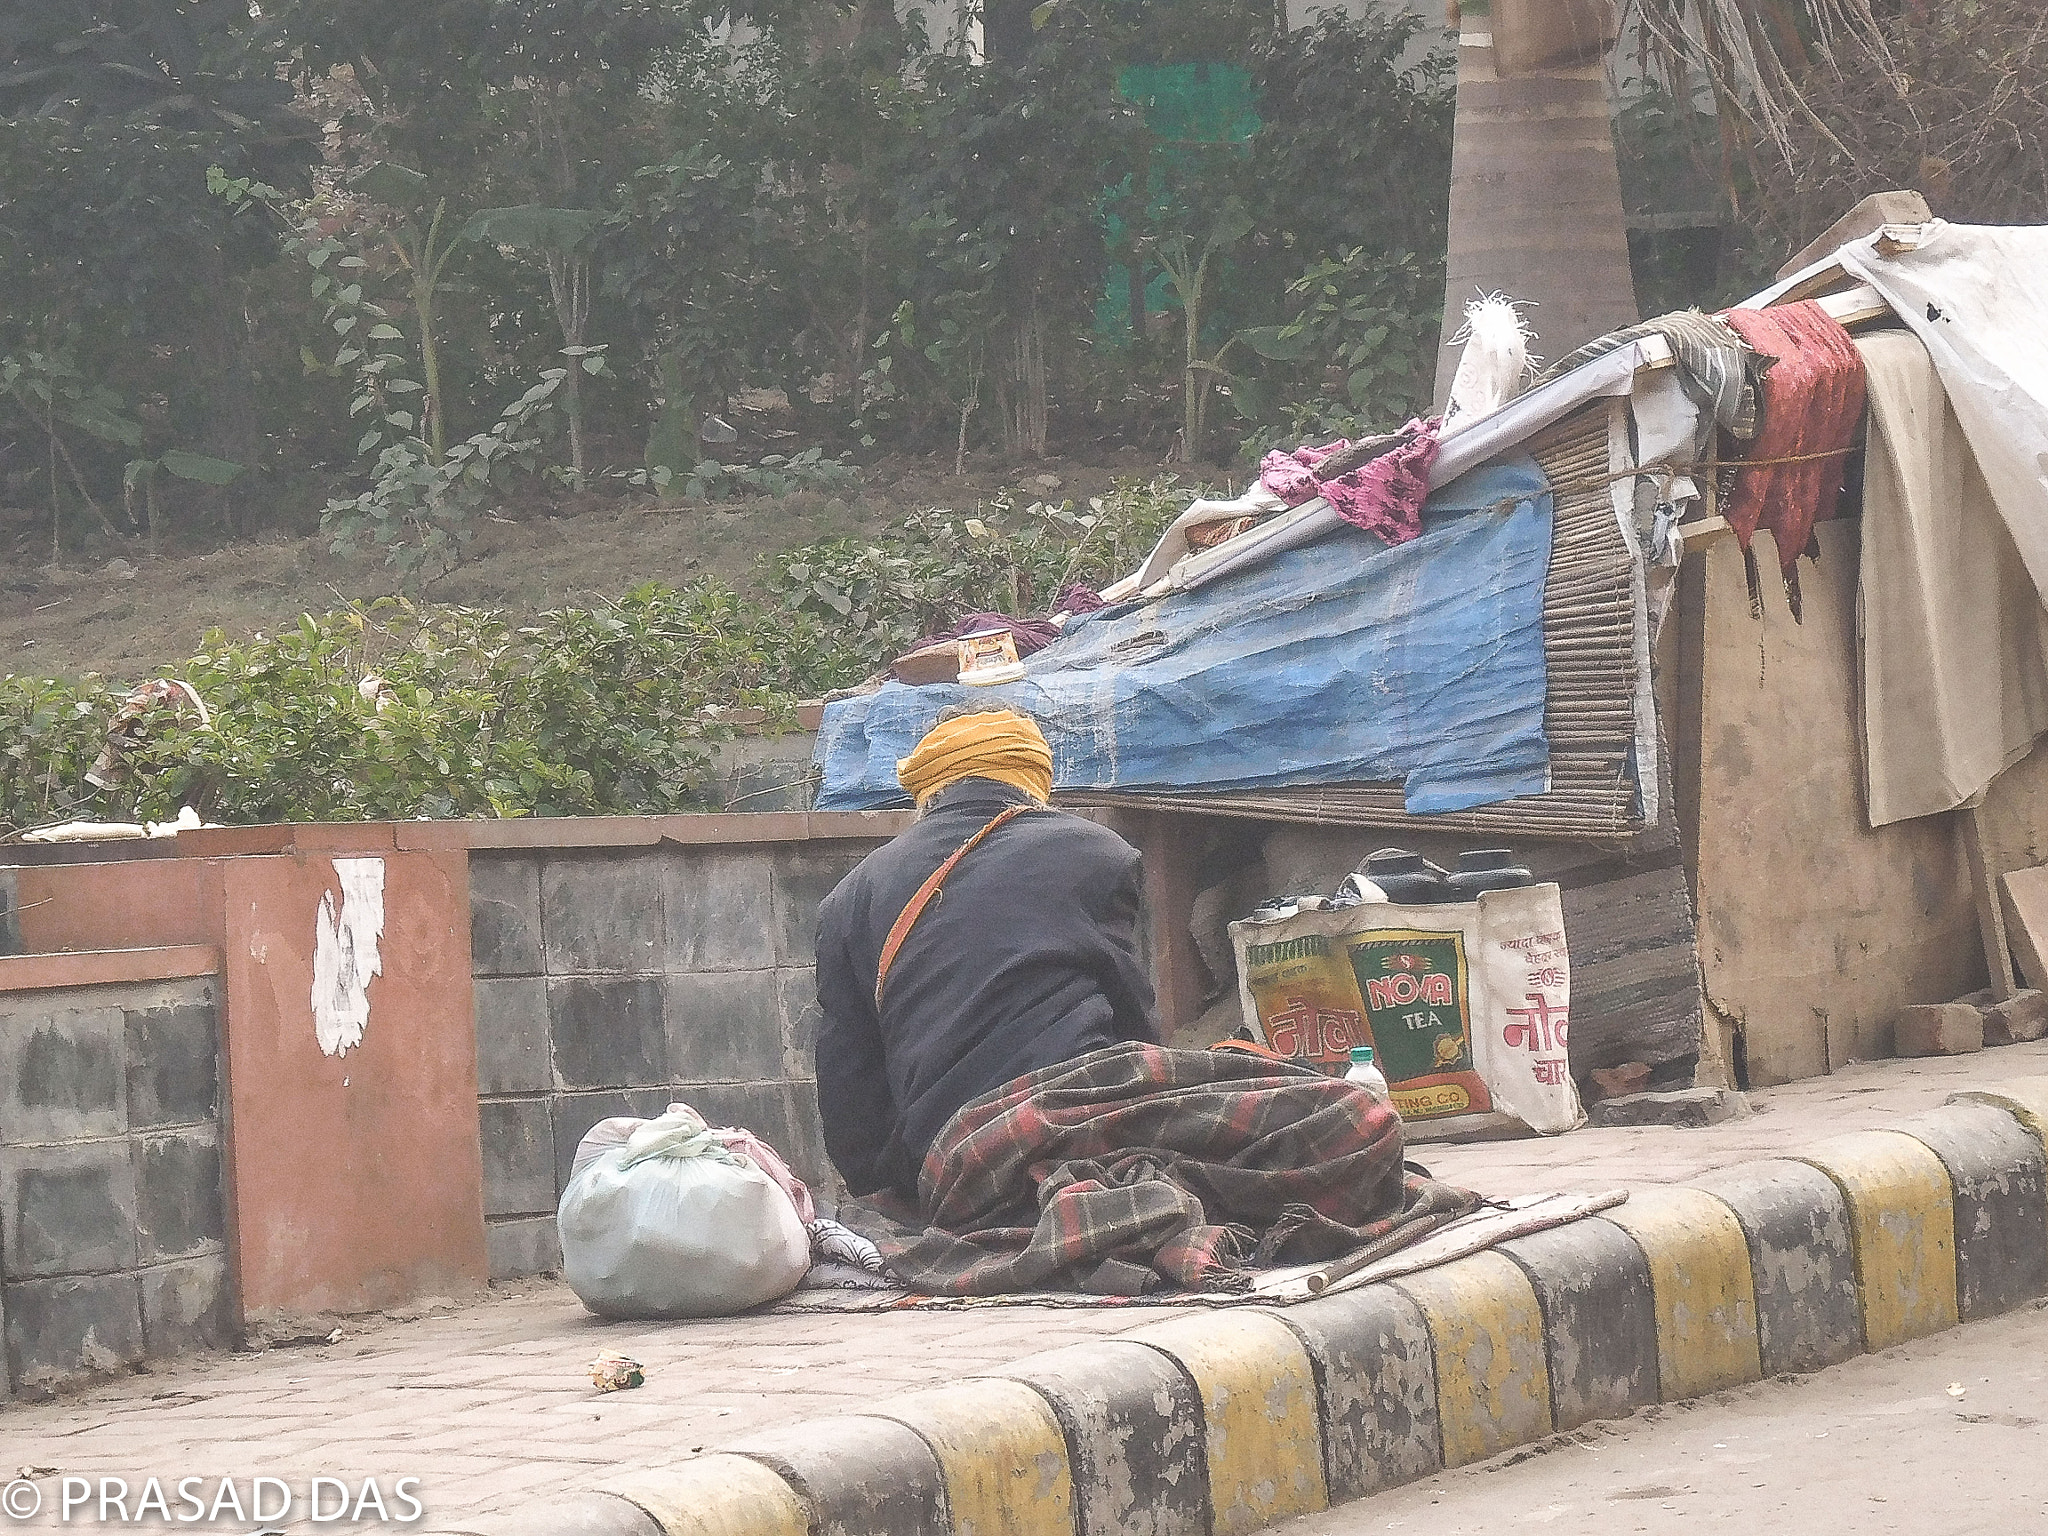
{"left": 5, "top": 1039, "right": 2047, "bottom": 1535}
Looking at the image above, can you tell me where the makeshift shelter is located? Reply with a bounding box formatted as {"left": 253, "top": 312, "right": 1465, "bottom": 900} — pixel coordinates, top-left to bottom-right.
{"left": 816, "top": 209, "right": 2048, "bottom": 1094}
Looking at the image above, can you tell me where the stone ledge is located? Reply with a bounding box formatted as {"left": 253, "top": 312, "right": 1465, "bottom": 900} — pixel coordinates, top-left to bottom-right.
{"left": 453, "top": 812, "right": 912, "bottom": 851}
{"left": 0, "top": 945, "right": 219, "bottom": 995}
{"left": 148, "top": 813, "right": 915, "bottom": 860}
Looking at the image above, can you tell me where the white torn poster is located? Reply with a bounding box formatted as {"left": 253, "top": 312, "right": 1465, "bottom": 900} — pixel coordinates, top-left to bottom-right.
{"left": 312, "top": 856, "right": 386, "bottom": 1057}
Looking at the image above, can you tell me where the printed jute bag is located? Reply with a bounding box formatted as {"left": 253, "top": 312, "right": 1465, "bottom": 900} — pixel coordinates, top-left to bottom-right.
{"left": 1228, "top": 883, "right": 1583, "bottom": 1137}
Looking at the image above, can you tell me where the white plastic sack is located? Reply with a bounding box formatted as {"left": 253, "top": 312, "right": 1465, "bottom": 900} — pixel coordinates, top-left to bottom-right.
{"left": 569, "top": 1109, "right": 817, "bottom": 1222}
{"left": 558, "top": 1104, "right": 809, "bottom": 1318}
{"left": 1230, "top": 883, "right": 1583, "bottom": 1138}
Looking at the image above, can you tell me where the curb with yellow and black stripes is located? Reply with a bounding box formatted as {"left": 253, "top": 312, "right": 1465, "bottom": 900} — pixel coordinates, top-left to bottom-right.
{"left": 443, "top": 1076, "right": 2048, "bottom": 1536}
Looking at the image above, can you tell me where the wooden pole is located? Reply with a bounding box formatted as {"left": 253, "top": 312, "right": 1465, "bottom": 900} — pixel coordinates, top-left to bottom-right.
{"left": 1959, "top": 799, "right": 2016, "bottom": 1001}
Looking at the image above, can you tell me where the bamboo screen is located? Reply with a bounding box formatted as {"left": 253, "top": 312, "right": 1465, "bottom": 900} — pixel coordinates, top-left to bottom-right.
{"left": 1073, "top": 401, "right": 1651, "bottom": 843}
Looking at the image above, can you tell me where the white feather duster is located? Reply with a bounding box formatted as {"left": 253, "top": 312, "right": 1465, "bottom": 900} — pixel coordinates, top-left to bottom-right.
{"left": 1445, "top": 292, "right": 1536, "bottom": 426}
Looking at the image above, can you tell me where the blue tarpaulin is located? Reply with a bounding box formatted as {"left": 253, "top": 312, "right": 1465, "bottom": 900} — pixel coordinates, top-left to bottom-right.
{"left": 814, "top": 455, "right": 1554, "bottom": 813}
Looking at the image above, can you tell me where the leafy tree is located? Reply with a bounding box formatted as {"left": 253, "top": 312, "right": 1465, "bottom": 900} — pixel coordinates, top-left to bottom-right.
{"left": 0, "top": 0, "right": 313, "bottom": 156}
{"left": 901, "top": 5, "right": 1147, "bottom": 456}
{"left": 603, "top": 139, "right": 785, "bottom": 470}
{"left": 0, "top": 0, "right": 317, "bottom": 539}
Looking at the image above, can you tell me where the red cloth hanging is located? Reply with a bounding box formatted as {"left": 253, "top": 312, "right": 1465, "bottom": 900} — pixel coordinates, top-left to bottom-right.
{"left": 1721, "top": 302, "right": 1867, "bottom": 571}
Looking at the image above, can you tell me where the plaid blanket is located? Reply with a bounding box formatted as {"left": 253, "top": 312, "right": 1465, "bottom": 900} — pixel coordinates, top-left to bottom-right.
{"left": 838, "top": 1043, "right": 1481, "bottom": 1295}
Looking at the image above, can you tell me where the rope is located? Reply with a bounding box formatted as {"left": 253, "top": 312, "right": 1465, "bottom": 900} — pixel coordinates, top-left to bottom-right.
{"left": 1551, "top": 445, "right": 1857, "bottom": 494}
{"left": 1547, "top": 444, "right": 1862, "bottom": 511}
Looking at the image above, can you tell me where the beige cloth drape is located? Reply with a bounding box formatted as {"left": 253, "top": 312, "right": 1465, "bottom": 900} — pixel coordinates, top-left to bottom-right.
{"left": 1856, "top": 329, "right": 2048, "bottom": 827}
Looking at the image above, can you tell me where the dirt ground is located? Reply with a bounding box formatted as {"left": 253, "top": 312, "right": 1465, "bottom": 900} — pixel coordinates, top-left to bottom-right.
{"left": 0, "top": 447, "right": 1178, "bottom": 684}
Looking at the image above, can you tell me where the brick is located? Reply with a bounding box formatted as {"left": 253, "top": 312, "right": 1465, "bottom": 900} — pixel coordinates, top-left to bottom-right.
{"left": 550, "top": 977, "right": 668, "bottom": 1089}
{"left": 3, "top": 1271, "right": 145, "bottom": 1394}
{"left": 542, "top": 855, "right": 665, "bottom": 974}
{"left": 124, "top": 1001, "right": 219, "bottom": 1128}
{"left": 480, "top": 1100, "right": 556, "bottom": 1218}
{"left": 769, "top": 849, "right": 866, "bottom": 967}
{"left": 732, "top": 1412, "right": 949, "bottom": 1536}
{"left": 141, "top": 1255, "right": 234, "bottom": 1357}
{"left": 552, "top": 1089, "right": 672, "bottom": 1192}
{"left": 1268, "top": 1283, "right": 1440, "bottom": 1502}
{"left": 1498, "top": 1216, "right": 1659, "bottom": 1428}
{"left": 1688, "top": 1159, "right": 1862, "bottom": 1376}
{"left": 666, "top": 970, "right": 785, "bottom": 1083}
{"left": 0, "top": 1005, "right": 124, "bottom": 1142}
{"left": 778, "top": 968, "right": 821, "bottom": 1079}
{"left": 134, "top": 1131, "right": 225, "bottom": 1260}
{"left": 470, "top": 856, "right": 544, "bottom": 976}
{"left": 474, "top": 977, "right": 552, "bottom": 1095}
{"left": 1895, "top": 1102, "right": 2048, "bottom": 1320}
{"left": 487, "top": 1216, "right": 563, "bottom": 1281}
{"left": 1983, "top": 990, "right": 2048, "bottom": 1046}
{"left": 663, "top": 850, "right": 776, "bottom": 972}
{"left": 3, "top": 1142, "right": 139, "bottom": 1278}
{"left": 1588, "top": 1087, "right": 1751, "bottom": 1129}
{"left": 1894, "top": 1002, "right": 1984, "bottom": 1057}
{"left": 984, "top": 1340, "right": 1204, "bottom": 1536}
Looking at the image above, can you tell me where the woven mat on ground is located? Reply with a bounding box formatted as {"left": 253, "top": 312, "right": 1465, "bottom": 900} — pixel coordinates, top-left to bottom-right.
{"left": 772, "top": 1189, "right": 1627, "bottom": 1311}
{"left": 832, "top": 1042, "right": 1482, "bottom": 1298}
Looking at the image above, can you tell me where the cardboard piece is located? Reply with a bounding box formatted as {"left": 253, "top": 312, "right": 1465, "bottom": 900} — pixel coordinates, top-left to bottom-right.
{"left": 1775, "top": 190, "right": 1933, "bottom": 281}
{"left": 1999, "top": 864, "right": 2048, "bottom": 992}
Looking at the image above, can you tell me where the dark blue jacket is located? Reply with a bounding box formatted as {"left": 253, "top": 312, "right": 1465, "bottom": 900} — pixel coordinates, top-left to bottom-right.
{"left": 814, "top": 778, "right": 1158, "bottom": 1199}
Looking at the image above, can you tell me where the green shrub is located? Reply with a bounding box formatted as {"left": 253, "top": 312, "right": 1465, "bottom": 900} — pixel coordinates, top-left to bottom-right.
{"left": 0, "top": 673, "right": 123, "bottom": 835}
{"left": 1, "top": 586, "right": 847, "bottom": 833}
{"left": 1, "top": 478, "right": 1196, "bottom": 832}
{"left": 762, "top": 474, "right": 1195, "bottom": 674}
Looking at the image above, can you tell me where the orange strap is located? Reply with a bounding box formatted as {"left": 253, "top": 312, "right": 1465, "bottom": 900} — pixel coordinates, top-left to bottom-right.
{"left": 874, "top": 803, "right": 1035, "bottom": 1011}
{"left": 1208, "top": 1038, "right": 1286, "bottom": 1061}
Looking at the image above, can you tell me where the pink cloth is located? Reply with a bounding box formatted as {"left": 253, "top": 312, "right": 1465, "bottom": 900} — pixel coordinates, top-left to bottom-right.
{"left": 713, "top": 1127, "right": 816, "bottom": 1223}
{"left": 1256, "top": 419, "right": 1443, "bottom": 547}
{"left": 1258, "top": 439, "right": 1347, "bottom": 507}
{"left": 1052, "top": 583, "right": 1105, "bottom": 617}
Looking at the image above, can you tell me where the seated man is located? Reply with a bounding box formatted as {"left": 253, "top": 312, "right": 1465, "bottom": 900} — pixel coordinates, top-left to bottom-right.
{"left": 814, "top": 706, "right": 1158, "bottom": 1200}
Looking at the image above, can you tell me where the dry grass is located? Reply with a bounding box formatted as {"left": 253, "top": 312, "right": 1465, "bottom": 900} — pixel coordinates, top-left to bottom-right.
{"left": 0, "top": 448, "right": 1170, "bottom": 684}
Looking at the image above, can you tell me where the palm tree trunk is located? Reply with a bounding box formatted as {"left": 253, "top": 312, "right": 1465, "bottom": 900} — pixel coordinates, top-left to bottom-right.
{"left": 1434, "top": 29, "right": 1639, "bottom": 408}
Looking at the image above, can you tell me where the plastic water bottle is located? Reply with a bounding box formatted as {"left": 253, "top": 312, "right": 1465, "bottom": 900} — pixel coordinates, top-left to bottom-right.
{"left": 1344, "top": 1045, "right": 1389, "bottom": 1103}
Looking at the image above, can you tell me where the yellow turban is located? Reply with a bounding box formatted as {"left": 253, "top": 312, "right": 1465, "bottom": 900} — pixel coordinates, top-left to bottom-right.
{"left": 897, "top": 711, "right": 1054, "bottom": 807}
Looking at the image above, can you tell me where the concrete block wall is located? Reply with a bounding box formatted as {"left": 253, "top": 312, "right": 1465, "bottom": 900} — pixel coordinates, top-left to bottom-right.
{"left": 469, "top": 835, "right": 887, "bottom": 1280}
{"left": 0, "top": 975, "right": 230, "bottom": 1399}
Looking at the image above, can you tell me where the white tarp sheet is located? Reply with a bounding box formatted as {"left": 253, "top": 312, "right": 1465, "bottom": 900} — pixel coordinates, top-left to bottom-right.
{"left": 1854, "top": 330, "right": 2048, "bottom": 826}
{"left": 1840, "top": 222, "right": 2048, "bottom": 601}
